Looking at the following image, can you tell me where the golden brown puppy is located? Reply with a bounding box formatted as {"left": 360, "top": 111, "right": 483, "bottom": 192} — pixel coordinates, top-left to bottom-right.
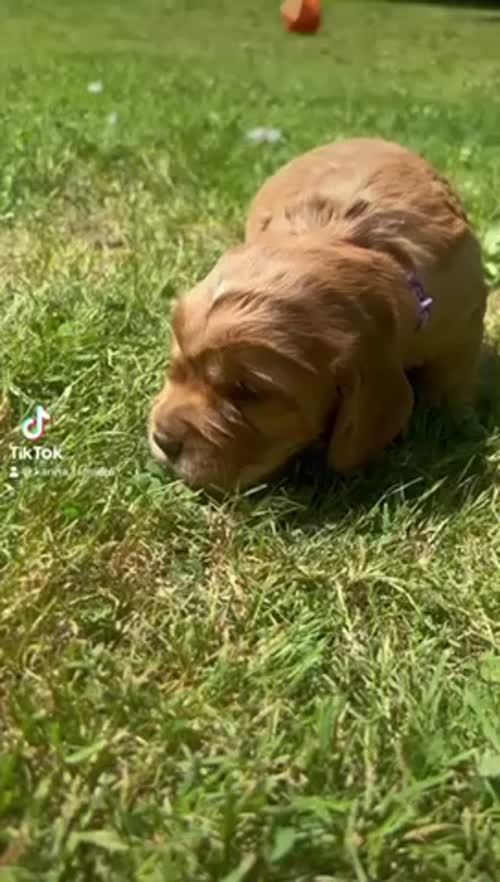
{"left": 149, "top": 138, "right": 487, "bottom": 489}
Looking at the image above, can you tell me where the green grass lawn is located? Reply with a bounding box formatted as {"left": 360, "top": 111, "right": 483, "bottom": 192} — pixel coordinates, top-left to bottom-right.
{"left": 2, "top": 1, "right": 500, "bottom": 879}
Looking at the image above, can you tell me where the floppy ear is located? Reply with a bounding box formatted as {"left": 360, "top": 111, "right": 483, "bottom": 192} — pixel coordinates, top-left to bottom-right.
{"left": 328, "top": 338, "right": 414, "bottom": 471}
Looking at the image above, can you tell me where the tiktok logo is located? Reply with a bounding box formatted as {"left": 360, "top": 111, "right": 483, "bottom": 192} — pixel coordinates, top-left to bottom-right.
{"left": 8, "top": 405, "right": 63, "bottom": 480}
{"left": 21, "top": 405, "right": 52, "bottom": 441}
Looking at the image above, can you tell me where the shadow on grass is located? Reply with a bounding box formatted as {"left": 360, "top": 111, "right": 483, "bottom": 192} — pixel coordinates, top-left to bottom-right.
{"left": 233, "top": 340, "right": 500, "bottom": 530}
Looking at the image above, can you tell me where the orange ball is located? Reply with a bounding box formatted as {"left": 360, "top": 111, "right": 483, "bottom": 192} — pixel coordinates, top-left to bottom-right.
{"left": 281, "top": 0, "right": 322, "bottom": 34}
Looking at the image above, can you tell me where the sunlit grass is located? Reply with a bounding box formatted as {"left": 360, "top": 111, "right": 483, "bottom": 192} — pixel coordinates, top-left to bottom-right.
{"left": 1, "top": 1, "right": 500, "bottom": 880}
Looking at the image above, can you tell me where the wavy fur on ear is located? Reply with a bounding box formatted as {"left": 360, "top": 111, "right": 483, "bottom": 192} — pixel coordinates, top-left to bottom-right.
{"left": 327, "top": 331, "right": 414, "bottom": 471}
{"left": 216, "top": 235, "right": 418, "bottom": 466}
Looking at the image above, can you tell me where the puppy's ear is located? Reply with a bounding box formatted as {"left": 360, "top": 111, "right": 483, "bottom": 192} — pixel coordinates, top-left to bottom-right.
{"left": 328, "top": 337, "right": 414, "bottom": 471}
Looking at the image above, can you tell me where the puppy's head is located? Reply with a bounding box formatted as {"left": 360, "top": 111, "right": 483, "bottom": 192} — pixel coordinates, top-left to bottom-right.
{"left": 149, "top": 242, "right": 334, "bottom": 488}
{"left": 149, "top": 238, "right": 413, "bottom": 489}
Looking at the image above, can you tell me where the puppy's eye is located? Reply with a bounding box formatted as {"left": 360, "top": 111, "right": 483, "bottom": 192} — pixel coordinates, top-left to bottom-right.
{"left": 227, "top": 381, "right": 260, "bottom": 403}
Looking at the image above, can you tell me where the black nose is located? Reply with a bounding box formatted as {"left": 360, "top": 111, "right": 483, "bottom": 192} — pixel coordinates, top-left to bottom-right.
{"left": 153, "top": 432, "right": 183, "bottom": 461}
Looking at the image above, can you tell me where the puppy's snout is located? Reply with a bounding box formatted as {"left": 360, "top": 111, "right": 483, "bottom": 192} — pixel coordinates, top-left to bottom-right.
{"left": 153, "top": 431, "right": 183, "bottom": 462}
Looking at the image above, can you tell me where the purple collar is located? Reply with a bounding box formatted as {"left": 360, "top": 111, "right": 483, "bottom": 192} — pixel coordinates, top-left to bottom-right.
{"left": 408, "top": 272, "right": 433, "bottom": 328}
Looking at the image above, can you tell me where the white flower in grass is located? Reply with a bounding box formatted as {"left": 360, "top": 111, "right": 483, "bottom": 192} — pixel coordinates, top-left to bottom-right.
{"left": 246, "top": 126, "right": 283, "bottom": 144}
{"left": 88, "top": 80, "right": 104, "bottom": 94}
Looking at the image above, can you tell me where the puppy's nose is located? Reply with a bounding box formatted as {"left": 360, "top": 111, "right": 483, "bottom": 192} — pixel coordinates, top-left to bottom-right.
{"left": 153, "top": 432, "right": 183, "bottom": 461}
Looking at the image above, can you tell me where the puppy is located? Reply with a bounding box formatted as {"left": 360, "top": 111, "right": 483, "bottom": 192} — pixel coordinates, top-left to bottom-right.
{"left": 149, "top": 138, "right": 487, "bottom": 489}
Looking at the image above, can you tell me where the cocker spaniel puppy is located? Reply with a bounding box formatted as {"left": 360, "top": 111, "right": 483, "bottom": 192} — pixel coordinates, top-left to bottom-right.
{"left": 149, "top": 138, "right": 487, "bottom": 489}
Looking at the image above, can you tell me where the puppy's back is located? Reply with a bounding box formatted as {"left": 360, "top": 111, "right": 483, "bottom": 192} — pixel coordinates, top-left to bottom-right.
{"left": 245, "top": 138, "right": 469, "bottom": 270}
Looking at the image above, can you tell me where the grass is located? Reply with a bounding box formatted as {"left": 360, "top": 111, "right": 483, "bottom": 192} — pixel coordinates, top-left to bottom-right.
{"left": 1, "top": 0, "right": 500, "bottom": 879}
